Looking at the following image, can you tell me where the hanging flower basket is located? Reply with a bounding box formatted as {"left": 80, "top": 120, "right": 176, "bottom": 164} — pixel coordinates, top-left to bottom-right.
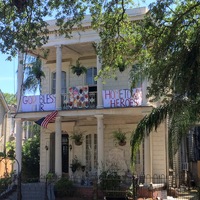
{"left": 71, "top": 60, "right": 87, "bottom": 76}
{"left": 70, "top": 156, "right": 82, "bottom": 173}
{"left": 117, "top": 59, "right": 127, "bottom": 72}
{"left": 75, "top": 141, "right": 83, "bottom": 146}
{"left": 113, "top": 129, "right": 127, "bottom": 146}
{"left": 118, "top": 63, "right": 126, "bottom": 72}
{"left": 70, "top": 129, "right": 85, "bottom": 146}
{"left": 118, "top": 141, "right": 126, "bottom": 146}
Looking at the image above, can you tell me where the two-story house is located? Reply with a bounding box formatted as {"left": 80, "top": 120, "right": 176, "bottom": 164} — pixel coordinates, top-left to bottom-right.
{"left": 0, "top": 90, "right": 15, "bottom": 177}
{"left": 15, "top": 7, "right": 168, "bottom": 182}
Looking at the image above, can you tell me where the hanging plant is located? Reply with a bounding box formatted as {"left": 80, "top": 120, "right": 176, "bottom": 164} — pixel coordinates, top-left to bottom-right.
{"left": 71, "top": 60, "right": 87, "bottom": 76}
{"left": 70, "top": 129, "right": 85, "bottom": 145}
{"left": 117, "top": 59, "right": 127, "bottom": 72}
{"left": 70, "top": 156, "right": 82, "bottom": 173}
{"left": 113, "top": 129, "right": 127, "bottom": 146}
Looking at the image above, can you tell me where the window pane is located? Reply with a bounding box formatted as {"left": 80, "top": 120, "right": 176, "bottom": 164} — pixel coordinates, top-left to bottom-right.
{"left": 52, "top": 72, "right": 56, "bottom": 94}
{"left": 86, "top": 67, "right": 97, "bottom": 85}
{"left": 61, "top": 71, "right": 66, "bottom": 93}
{"left": 51, "top": 71, "right": 66, "bottom": 94}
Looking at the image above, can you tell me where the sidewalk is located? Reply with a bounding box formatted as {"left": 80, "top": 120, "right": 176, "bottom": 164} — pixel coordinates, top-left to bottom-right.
{"left": 4, "top": 182, "right": 55, "bottom": 200}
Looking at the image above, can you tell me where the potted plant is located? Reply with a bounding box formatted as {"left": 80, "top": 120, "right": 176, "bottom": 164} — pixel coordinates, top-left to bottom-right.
{"left": 117, "top": 59, "right": 127, "bottom": 72}
{"left": 113, "top": 129, "right": 127, "bottom": 146}
{"left": 71, "top": 60, "right": 87, "bottom": 76}
{"left": 70, "top": 156, "right": 82, "bottom": 173}
{"left": 70, "top": 129, "right": 84, "bottom": 145}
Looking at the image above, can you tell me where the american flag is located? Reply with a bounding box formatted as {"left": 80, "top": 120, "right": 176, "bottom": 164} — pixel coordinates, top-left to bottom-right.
{"left": 35, "top": 111, "right": 58, "bottom": 128}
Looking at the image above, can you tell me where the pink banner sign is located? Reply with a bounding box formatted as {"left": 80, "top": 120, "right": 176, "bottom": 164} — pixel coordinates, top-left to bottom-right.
{"left": 102, "top": 88, "right": 142, "bottom": 108}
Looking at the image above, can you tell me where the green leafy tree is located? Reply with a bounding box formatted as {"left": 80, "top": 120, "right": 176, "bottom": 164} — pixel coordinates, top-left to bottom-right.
{"left": 22, "top": 124, "right": 40, "bottom": 181}
{"left": 0, "top": 0, "right": 144, "bottom": 98}
{"left": 130, "top": 0, "right": 200, "bottom": 164}
{"left": 5, "top": 124, "right": 40, "bottom": 181}
{"left": 0, "top": 1, "right": 49, "bottom": 60}
{"left": 0, "top": 0, "right": 143, "bottom": 69}
{"left": 23, "top": 57, "right": 45, "bottom": 94}
{"left": 3, "top": 93, "right": 17, "bottom": 105}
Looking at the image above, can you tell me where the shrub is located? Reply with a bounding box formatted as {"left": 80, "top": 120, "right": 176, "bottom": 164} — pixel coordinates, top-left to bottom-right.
{"left": 99, "top": 169, "right": 121, "bottom": 191}
{"left": 0, "top": 176, "right": 12, "bottom": 193}
{"left": 54, "top": 177, "right": 74, "bottom": 197}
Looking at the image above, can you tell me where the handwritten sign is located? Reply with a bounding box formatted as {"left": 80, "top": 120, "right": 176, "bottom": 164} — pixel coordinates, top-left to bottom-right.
{"left": 21, "top": 94, "right": 56, "bottom": 112}
{"left": 21, "top": 88, "right": 142, "bottom": 111}
{"left": 102, "top": 88, "right": 142, "bottom": 108}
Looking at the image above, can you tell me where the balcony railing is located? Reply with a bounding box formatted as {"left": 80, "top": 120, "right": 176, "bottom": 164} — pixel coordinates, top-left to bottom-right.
{"left": 61, "top": 91, "right": 97, "bottom": 110}
{"left": 20, "top": 87, "right": 142, "bottom": 112}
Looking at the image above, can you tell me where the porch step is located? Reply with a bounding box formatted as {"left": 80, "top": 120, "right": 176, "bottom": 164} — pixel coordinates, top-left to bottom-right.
{"left": 4, "top": 182, "right": 55, "bottom": 200}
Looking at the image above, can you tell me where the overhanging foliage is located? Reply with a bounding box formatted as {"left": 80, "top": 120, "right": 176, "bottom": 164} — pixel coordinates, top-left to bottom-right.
{"left": 130, "top": 0, "right": 200, "bottom": 166}
{"left": 131, "top": 97, "right": 200, "bottom": 164}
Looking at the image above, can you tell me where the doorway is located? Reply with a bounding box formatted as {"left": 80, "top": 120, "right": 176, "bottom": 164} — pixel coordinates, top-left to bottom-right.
{"left": 49, "top": 133, "right": 69, "bottom": 173}
{"left": 62, "top": 134, "right": 69, "bottom": 173}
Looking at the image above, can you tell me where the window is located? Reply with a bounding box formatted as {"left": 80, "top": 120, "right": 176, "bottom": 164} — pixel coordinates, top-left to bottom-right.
{"left": 86, "top": 68, "right": 97, "bottom": 108}
{"left": 86, "top": 134, "right": 97, "bottom": 173}
{"left": 135, "top": 140, "right": 144, "bottom": 175}
{"left": 52, "top": 71, "right": 66, "bottom": 94}
{"left": 86, "top": 67, "right": 97, "bottom": 85}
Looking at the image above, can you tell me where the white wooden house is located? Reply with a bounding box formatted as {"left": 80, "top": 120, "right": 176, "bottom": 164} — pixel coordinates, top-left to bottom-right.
{"left": 15, "top": 7, "right": 168, "bottom": 182}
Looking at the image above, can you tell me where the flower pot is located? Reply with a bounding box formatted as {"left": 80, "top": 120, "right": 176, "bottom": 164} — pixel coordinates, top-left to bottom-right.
{"left": 71, "top": 167, "right": 77, "bottom": 173}
{"left": 75, "top": 69, "right": 82, "bottom": 76}
{"left": 119, "top": 65, "right": 125, "bottom": 72}
{"left": 75, "top": 141, "right": 82, "bottom": 146}
{"left": 119, "top": 141, "right": 126, "bottom": 146}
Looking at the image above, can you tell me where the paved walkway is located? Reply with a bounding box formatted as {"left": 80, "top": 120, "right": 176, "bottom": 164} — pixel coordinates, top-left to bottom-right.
{"left": 4, "top": 182, "right": 55, "bottom": 200}
{"left": 3, "top": 184, "right": 197, "bottom": 200}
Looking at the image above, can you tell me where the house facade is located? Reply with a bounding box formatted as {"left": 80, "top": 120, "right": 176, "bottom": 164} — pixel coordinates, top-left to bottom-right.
{"left": 0, "top": 90, "right": 15, "bottom": 177}
{"left": 15, "top": 7, "right": 168, "bottom": 182}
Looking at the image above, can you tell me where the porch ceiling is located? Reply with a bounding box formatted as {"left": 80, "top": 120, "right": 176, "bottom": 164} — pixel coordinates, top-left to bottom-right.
{"left": 15, "top": 106, "right": 153, "bottom": 124}
{"left": 30, "top": 42, "right": 96, "bottom": 62}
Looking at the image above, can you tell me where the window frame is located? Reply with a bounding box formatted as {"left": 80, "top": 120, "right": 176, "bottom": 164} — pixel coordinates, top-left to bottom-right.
{"left": 51, "top": 71, "right": 67, "bottom": 94}
{"left": 86, "top": 67, "right": 97, "bottom": 86}
{"left": 85, "top": 133, "right": 98, "bottom": 173}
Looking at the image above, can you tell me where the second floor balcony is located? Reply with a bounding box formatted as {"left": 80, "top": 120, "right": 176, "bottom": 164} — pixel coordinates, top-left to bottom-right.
{"left": 62, "top": 90, "right": 97, "bottom": 110}
{"left": 20, "top": 86, "right": 143, "bottom": 113}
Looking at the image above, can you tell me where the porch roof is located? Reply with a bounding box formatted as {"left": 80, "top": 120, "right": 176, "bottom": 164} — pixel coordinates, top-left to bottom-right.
{"left": 15, "top": 106, "right": 152, "bottom": 123}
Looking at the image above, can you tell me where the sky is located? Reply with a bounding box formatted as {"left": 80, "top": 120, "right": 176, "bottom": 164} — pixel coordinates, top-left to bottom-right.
{"left": 0, "top": 0, "right": 154, "bottom": 94}
{"left": 0, "top": 54, "right": 17, "bottom": 94}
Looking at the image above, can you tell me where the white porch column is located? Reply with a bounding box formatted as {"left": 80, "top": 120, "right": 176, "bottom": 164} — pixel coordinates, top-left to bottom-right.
{"left": 149, "top": 134, "right": 152, "bottom": 177}
{"left": 96, "top": 56, "right": 103, "bottom": 108}
{"left": 15, "top": 118, "right": 22, "bottom": 172}
{"left": 17, "top": 52, "right": 24, "bottom": 112}
{"left": 142, "top": 79, "right": 148, "bottom": 106}
{"left": 55, "top": 116, "right": 62, "bottom": 177}
{"left": 56, "top": 45, "right": 62, "bottom": 110}
{"left": 95, "top": 114, "right": 104, "bottom": 176}
{"left": 144, "top": 134, "right": 152, "bottom": 182}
